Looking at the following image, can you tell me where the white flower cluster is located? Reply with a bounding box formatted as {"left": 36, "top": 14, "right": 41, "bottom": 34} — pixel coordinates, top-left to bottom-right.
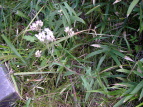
{"left": 30, "top": 20, "right": 43, "bottom": 31}
{"left": 35, "top": 28, "right": 56, "bottom": 42}
{"left": 64, "top": 27, "right": 74, "bottom": 36}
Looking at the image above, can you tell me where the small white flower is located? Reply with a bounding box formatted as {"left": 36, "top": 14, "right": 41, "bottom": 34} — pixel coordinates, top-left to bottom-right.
{"left": 64, "top": 27, "right": 74, "bottom": 36}
{"left": 35, "top": 50, "right": 42, "bottom": 57}
{"left": 44, "top": 28, "right": 56, "bottom": 42}
{"left": 30, "top": 20, "right": 43, "bottom": 31}
{"left": 35, "top": 32, "right": 45, "bottom": 42}
{"left": 35, "top": 20, "right": 43, "bottom": 27}
{"left": 30, "top": 23, "right": 37, "bottom": 31}
{"left": 35, "top": 28, "right": 56, "bottom": 42}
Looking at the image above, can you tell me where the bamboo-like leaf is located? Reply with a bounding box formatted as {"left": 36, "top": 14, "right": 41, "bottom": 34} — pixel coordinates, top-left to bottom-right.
{"left": 111, "top": 49, "right": 124, "bottom": 57}
{"left": 64, "top": 2, "right": 77, "bottom": 16}
{"left": 112, "top": 50, "right": 134, "bottom": 62}
{"left": 97, "top": 54, "right": 106, "bottom": 70}
{"left": 116, "top": 69, "right": 130, "bottom": 74}
{"left": 110, "top": 52, "right": 121, "bottom": 67}
{"left": 85, "top": 49, "right": 106, "bottom": 59}
{"left": 70, "top": 16, "right": 85, "bottom": 24}
{"left": 133, "top": 70, "right": 143, "bottom": 77}
{"left": 124, "top": 80, "right": 143, "bottom": 102}
{"left": 127, "top": 0, "right": 140, "bottom": 17}
{"left": 60, "top": 4, "right": 71, "bottom": 25}
{"left": 108, "top": 89, "right": 124, "bottom": 96}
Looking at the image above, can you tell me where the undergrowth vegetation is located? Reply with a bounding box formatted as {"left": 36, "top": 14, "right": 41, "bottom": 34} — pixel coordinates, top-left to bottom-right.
{"left": 0, "top": 0, "right": 143, "bottom": 107}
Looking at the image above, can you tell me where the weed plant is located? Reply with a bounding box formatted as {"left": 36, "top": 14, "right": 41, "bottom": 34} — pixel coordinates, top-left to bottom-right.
{"left": 1, "top": 0, "right": 143, "bottom": 107}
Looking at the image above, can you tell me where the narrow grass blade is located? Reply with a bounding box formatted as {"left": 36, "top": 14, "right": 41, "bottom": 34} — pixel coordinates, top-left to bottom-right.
{"left": 127, "top": 0, "right": 140, "bottom": 17}
{"left": 1, "top": 34, "right": 26, "bottom": 65}
{"left": 64, "top": 71, "right": 76, "bottom": 76}
{"left": 14, "top": 72, "right": 57, "bottom": 75}
{"left": 139, "top": 88, "right": 143, "bottom": 100}
{"left": 113, "top": 97, "right": 125, "bottom": 107}
{"left": 136, "top": 102, "right": 143, "bottom": 107}
{"left": 11, "top": 75, "right": 21, "bottom": 97}
{"left": 85, "top": 5, "right": 101, "bottom": 15}
{"left": 97, "top": 54, "right": 106, "bottom": 70}
{"left": 139, "top": 3, "right": 143, "bottom": 33}
{"left": 0, "top": 55, "right": 18, "bottom": 60}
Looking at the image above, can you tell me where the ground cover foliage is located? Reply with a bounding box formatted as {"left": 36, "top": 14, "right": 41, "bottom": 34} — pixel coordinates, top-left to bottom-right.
{"left": 0, "top": 0, "right": 143, "bottom": 106}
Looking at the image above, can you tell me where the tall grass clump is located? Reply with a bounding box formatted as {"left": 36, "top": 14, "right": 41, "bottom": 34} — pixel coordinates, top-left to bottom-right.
{"left": 1, "top": 0, "right": 143, "bottom": 107}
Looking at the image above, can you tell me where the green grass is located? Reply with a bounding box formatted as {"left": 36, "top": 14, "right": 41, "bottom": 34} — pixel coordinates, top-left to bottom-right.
{"left": 1, "top": 0, "right": 143, "bottom": 107}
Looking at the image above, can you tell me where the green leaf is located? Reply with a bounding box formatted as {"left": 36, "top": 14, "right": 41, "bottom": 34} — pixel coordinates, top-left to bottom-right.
{"left": 110, "top": 52, "right": 121, "bottom": 67}
{"left": 85, "top": 49, "right": 106, "bottom": 59}
{"left": 97, "top": 54, "right": 106, "bottom": 70}
{"left": 132, "top": 70, "right": 143, "bottom": 77}
{"left": 0, "top": 55, "right": 18, "bottom": 60}
{"left": 112, "top": 49, "right": 134, "bottom": 62}
{"left": 15, "top": 10, "right": 29, "bottom": 20}
{"left": 124, "top": 80, "right": 143, "bottom": 102}
{"left": 127, "top": 0, "right": 140, "bottom": 17}
{"left": 139, "top": 88, "right": 143, "bottom": 100}
{"left": 108, "top": 89, "right": 125, "bottom": 96}
{"left": 64, "top": 2, "right": 77, "bottom": 16}
{"left": 116, "top": 69, "right": 130, "bottom": 74}
{"left": 23, "top": 36, "right": 37, "bottom": 42}
{"left": 1, "top": 34, "right": 26, "bottom": 65}
{"left": 60, "top": 4, "right": 71, "bottom": 25}
{"left": 87, "top": 90, "right": 106, "bottom": 94}
{"left": 64, "top": 71, "right": 76, "bottom": 76}
{"left": 114, "top": 97, "right": 126, "bottom": 107}
{"left": 85, "top": 5, "right": 101, "bottom": 15}
{"left": 14, "top": 72, "right": 57, "bottom": 75}
{"left": 70, "top": 16, "right": 85, "bottom": 24}
{"left": 136, "top": 102, "right": 143, "bottom": 107}
{"left": 111, "top": 49, "right": 125, "bottom": 58}
{"left": 107, "top": 74, "right": 126, "bottom": 78}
